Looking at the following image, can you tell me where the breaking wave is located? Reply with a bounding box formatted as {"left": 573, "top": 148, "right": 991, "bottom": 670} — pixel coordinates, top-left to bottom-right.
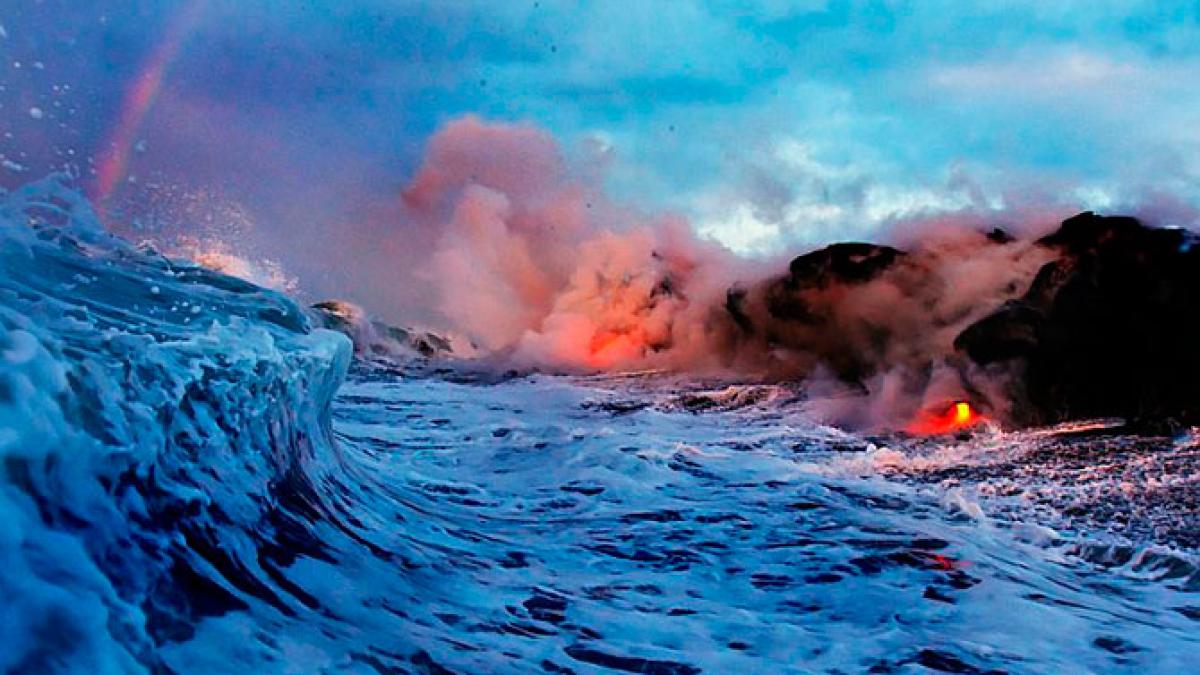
{"left": 0, "top": 175, "right": 350, "bottom": 671}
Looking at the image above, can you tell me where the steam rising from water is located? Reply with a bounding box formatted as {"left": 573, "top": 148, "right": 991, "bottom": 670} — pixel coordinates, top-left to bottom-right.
{"left": 122, "top": 115, "right": 1191, "bottom": 432}
{"left": 393, "top": 116, "right": 1061, "bottom": 429}
{"left": 401, "top": 116, "right": 742, "bottom": 370}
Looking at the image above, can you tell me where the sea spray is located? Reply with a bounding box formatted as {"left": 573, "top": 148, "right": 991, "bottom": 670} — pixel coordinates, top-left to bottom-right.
{"left": 0, "top": 175, "right": 351, "bottom": 671}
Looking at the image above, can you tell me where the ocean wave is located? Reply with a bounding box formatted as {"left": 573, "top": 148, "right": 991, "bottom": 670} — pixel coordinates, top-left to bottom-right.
{"left": 0, "top": 175, "right": 351, "bottom": 672}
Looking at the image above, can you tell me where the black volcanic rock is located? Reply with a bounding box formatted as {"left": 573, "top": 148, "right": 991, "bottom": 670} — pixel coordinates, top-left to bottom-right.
{"left": 714, "top": 242, "right": 912, "bottom": 384}
{"left": 956, "top": 212, "right": 1200, "bottom": 429}
{"left": 954, "top": 301, "right": 1041, "bottom": 364}
{"left": 765, "top": 243, "right": 902, "bottom": 322}
{"left": 985, "top": 227, "right": 1015, "bottom": 244}
{"left": 309, "top": 300, "right": 452, "bottom": 359}
{"left": 786, "top": 242, "right": 902, "bottom": 288}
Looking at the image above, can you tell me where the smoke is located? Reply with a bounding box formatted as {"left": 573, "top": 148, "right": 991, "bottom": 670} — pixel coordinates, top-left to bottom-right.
{"left": 390, "top": 116, "right": 1075, "bottom": 430}
{"left": 726, "top": 229, "right": 1055, "bottom": 428}
{"left": 387, "top": 116, "right": 1093, "bottom": 428}
{"left": 400, "top": 116, "right": 746, "bottom": 371}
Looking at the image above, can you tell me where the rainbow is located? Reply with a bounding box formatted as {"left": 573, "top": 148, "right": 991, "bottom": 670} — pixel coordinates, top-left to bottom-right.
{"left": 92, "top": 0, "right": 208, "bottom": 218}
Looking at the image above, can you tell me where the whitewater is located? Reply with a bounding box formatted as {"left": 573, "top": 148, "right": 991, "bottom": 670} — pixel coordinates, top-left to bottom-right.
{"left": 2, "top": 176, "right": 1197, "bottom": 673}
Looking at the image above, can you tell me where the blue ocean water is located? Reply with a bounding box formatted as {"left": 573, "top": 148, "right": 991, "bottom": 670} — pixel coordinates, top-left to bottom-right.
{"left": 1, "top": 177, "right": 1197, "bottom": 673}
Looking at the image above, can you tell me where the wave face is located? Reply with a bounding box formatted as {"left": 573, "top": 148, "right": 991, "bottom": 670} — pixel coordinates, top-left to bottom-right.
{"left": 2, "top": 177, "right": 1199, "bottom": 673}
{"left": 0, "top": 176, "right": 350, "bottom": 672}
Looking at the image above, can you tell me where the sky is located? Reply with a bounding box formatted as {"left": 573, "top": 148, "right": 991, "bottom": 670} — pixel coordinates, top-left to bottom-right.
{"left": 2, "top": 0, "right": 1200, "bottom": 318}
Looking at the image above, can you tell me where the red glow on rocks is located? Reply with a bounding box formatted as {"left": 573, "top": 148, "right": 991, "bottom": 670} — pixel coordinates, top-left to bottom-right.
{"left": 907, "top": 401, "right": 986, "bottom": 435}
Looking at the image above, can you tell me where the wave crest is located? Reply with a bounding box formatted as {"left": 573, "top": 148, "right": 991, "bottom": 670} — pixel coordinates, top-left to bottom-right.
{"left": 0, "top": 175, "right": 351, "bottom": 671}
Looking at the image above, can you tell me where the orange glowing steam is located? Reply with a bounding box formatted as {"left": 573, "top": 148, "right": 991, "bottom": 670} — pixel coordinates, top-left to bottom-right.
{"left": 586, "top": 329, "right": 644, "bottom": 368}
{"left": 907, "top": 401, "right": 986, "bottom": 435}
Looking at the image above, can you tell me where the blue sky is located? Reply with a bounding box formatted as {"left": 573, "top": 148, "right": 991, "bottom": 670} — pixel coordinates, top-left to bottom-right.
{"left": 3, "top": 1, "right": 1200, "bottom": 277}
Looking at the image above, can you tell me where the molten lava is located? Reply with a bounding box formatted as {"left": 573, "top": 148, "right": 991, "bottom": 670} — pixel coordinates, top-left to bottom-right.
{"left": 907, "top": 401, "right": 986, "bottom": 435}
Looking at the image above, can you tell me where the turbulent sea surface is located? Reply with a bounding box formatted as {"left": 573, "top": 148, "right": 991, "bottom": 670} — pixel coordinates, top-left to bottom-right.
{"left": 2, "top": 177, "right": 1199, "bottom": 673}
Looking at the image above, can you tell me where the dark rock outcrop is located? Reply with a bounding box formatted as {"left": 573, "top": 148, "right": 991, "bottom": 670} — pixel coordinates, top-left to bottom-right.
{"left": 309, "top": 300, "right": 452, "bottom": 359}
{"left": 956, "top": 212, "right": 1200, "bottom": 428}
{"left": 764, "top": 243, "right": 903, "bottom": 323}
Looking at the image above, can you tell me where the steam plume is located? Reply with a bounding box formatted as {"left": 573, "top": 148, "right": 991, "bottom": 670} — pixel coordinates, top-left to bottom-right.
{"left": 401, "top": 116, "right": 743, "bottom": 371}
{"left": 390, "top": 116, "right": 1146, "bottom": 430}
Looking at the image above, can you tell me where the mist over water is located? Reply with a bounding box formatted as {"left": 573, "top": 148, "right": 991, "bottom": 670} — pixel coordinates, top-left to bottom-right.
{"left": 317, "top": 116, "right": 1066, "bottom": 431}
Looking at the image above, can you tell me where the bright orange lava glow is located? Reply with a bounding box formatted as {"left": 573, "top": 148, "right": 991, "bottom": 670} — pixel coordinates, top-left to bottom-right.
{"left": 906, "top": 401, "right": 986, "bottom": 435}
{"left": 586, "top": 330, "right": 642, "bottom": 368}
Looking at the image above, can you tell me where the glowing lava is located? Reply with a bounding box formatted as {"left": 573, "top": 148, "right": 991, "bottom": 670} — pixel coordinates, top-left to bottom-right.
{"left": 586, "top": 329, "right": 643, "bottom": 368}
{"left": 907, "top": 401, "right": 986, "bottom": 435}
